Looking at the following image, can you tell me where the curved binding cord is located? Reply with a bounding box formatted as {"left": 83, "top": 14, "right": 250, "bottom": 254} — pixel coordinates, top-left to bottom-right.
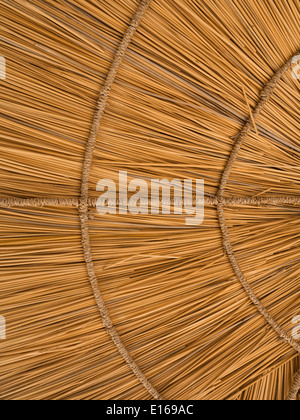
{"left": 1, "top": 195, "right": 300, "bottom": 208}
{"left": 78, "top": 0, "right": 162, "bottom": 400}
{"left": 216, "top": 51, "right": 300, "bottom": 400}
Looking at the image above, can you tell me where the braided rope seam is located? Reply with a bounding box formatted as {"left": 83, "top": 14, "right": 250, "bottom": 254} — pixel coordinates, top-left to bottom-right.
{"left": 77, "top": 0, "right": 162, "bottom": 400}
{"left": 216, "top": 51, "right": 300, "bottom": 400}
{"left": 1, "top": 195, "right": 300, "bottom": 208}
{"left": 0, "top": 3, "right": 298, "bottom": 399}
{"left": 288, "top": 371, "right": 300, "bottom": 400}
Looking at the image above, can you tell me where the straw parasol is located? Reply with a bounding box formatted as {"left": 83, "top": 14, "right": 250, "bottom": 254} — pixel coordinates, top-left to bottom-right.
{"left": 0, "top": 0, "right": 299, "bottom": 400}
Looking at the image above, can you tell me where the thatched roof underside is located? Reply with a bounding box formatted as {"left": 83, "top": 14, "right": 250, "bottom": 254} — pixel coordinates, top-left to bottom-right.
{"left": 0, "top": 0, "right": 299, "bottom": 400}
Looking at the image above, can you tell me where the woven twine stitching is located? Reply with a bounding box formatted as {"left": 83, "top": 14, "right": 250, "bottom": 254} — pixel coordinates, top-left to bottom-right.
{"left": 288, "top": 371, "right": 300, "bottom": 400}
{"left": 78, "top": 0, "right": 162, "bottom": 401}
{"left": 1, "top": 195, "right": 300, "bottom": 208}
{"left": 216, "top": 50, "right": 300, "bottom": 401}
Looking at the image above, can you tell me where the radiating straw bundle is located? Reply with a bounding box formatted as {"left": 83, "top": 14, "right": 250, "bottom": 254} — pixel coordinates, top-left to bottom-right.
{"left": 0, "top": 0, "right": 299, "bottom": 400}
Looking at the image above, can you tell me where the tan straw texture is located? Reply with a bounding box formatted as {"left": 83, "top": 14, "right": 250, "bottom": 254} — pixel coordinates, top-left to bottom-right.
{"left": 0, "top": 0, "right": 299, "bottom": 400}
